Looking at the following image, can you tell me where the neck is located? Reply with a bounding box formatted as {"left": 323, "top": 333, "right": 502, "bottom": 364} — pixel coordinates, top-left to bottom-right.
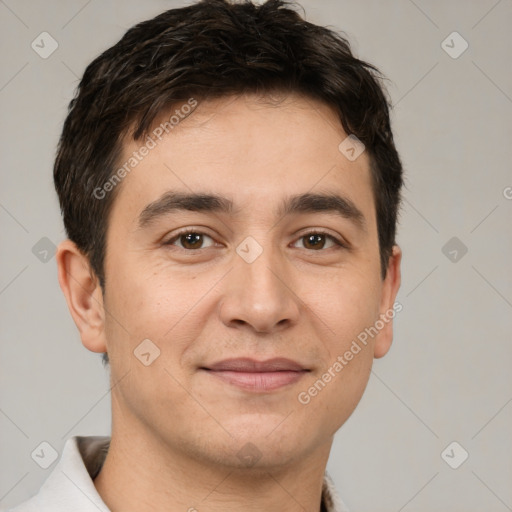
{"left": 93, "top": 398, "right": 332, "bottom": 512}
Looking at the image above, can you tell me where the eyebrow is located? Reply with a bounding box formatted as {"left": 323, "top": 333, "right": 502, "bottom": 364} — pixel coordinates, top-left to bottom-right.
{"left": 137, "top": 191, "right": 366, "bottom": 231}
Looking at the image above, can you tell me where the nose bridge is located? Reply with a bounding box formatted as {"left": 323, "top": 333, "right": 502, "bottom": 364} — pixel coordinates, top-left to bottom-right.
{"left": 219, "top": 235, "right": 300, "bottom": 332}
{"left": 239, "top": 238, "right": 282, "bottom": 294}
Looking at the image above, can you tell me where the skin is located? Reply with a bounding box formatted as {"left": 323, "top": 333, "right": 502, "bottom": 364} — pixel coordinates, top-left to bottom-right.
{"left": 57, "top": 92, "right": 401, "bottom": 512}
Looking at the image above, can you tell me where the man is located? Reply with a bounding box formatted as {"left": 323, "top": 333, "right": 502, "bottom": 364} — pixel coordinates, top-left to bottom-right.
{"left": 9, "top": 0, "right": 402, "bottom": 510}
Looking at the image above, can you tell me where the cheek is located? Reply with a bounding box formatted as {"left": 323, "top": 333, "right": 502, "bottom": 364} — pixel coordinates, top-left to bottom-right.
{"left": 107, "top": 253, "right": 182, "bottom": 320}
{"left": 103, "top": 259, "right": 218, "bottom": 363}
{"left": 297, "top": 290, "right": 377, "bottom": 428}
{"left": 310, "top": 271, "right": 382, "bottom": 350}
{"left": 295, "top": 336, "right": 374, "bottom": 441}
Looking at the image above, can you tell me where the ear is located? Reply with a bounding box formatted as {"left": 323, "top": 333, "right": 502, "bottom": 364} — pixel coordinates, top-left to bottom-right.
{"left": 56, "top": 239, "right": 108, "bottom": 354}
{"left": 373, "top": 245, "right": 402, "bottom": 359}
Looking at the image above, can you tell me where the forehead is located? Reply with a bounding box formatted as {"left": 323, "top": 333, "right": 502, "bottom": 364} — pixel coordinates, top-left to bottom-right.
{"left": 110, "top": 93, "right": 376, "bottom": 228}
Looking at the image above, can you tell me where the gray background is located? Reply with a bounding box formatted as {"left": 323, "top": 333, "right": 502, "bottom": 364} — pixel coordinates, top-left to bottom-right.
{"left": 1, "top": 1, "right": 511, "bottom": 511}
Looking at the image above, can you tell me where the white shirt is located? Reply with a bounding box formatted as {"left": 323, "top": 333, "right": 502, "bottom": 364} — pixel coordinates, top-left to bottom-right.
{"left": 7, "top": 436, "right": 350, "bottom": 512}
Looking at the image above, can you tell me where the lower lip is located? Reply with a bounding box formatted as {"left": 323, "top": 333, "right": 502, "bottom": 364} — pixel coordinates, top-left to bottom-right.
{"left": 202, "top": 369, "right": 307, "bottom": 391}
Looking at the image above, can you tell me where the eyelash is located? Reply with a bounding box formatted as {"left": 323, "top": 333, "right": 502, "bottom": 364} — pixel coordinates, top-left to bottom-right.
{"left": 163, "top": 229, "right": 347, "bottom": 251}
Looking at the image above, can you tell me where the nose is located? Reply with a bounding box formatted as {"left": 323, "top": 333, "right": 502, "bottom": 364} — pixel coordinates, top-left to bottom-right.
{"left": 218, "top": 243, "right": 301, "bottom": 334}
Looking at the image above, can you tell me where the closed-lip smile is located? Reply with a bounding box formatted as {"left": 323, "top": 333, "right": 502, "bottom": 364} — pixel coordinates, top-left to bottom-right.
{"left": 200, "top": 357, "right": 310, "bottom": 392}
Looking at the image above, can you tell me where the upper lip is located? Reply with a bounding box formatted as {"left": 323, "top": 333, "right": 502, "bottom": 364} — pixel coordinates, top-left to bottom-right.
{"left": 202, "top": 357, "right": 308, "bottom": 372}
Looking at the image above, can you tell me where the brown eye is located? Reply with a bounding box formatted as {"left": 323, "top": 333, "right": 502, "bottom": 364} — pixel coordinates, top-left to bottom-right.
{"left": 303, "top": 233, "right": 327, "bottom": 250}
{"left": 165, "top": 231, "right": 215, "bottom": 250}
{"left": 293, "top": 231, "right": 343, "bottom": 251}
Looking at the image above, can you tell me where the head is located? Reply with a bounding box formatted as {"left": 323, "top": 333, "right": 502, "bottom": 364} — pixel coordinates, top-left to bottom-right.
{"left": 56, "top": 0, "right": 402, "bottom": 470}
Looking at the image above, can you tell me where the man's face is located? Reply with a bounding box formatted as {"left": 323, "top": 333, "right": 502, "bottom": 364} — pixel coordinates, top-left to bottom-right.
{"left": 98, "top": 93, "right": 400, "bottom": 469}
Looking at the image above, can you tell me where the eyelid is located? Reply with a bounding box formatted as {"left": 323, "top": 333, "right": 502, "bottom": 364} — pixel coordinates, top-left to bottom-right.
{"left": 163, "top": 227, "right": 349, "bottom": 251}
{"left": 292, "top": 229, "right": 348, "bottom": 250}
{"left": 163, "top": 227, "right": 217, "bottom": 248}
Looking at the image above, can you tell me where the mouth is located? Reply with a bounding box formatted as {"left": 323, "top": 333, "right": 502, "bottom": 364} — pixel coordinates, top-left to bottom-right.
{"left": 199, "top": 357, "right": 310, "bottom": 392}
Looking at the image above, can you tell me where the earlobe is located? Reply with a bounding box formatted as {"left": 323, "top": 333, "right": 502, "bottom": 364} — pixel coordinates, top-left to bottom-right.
{"left": 374, "top": 244, "right": 402, "bottom": 359}
{"left": 56, "top": 240, "right": 108, "bottom": 354}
